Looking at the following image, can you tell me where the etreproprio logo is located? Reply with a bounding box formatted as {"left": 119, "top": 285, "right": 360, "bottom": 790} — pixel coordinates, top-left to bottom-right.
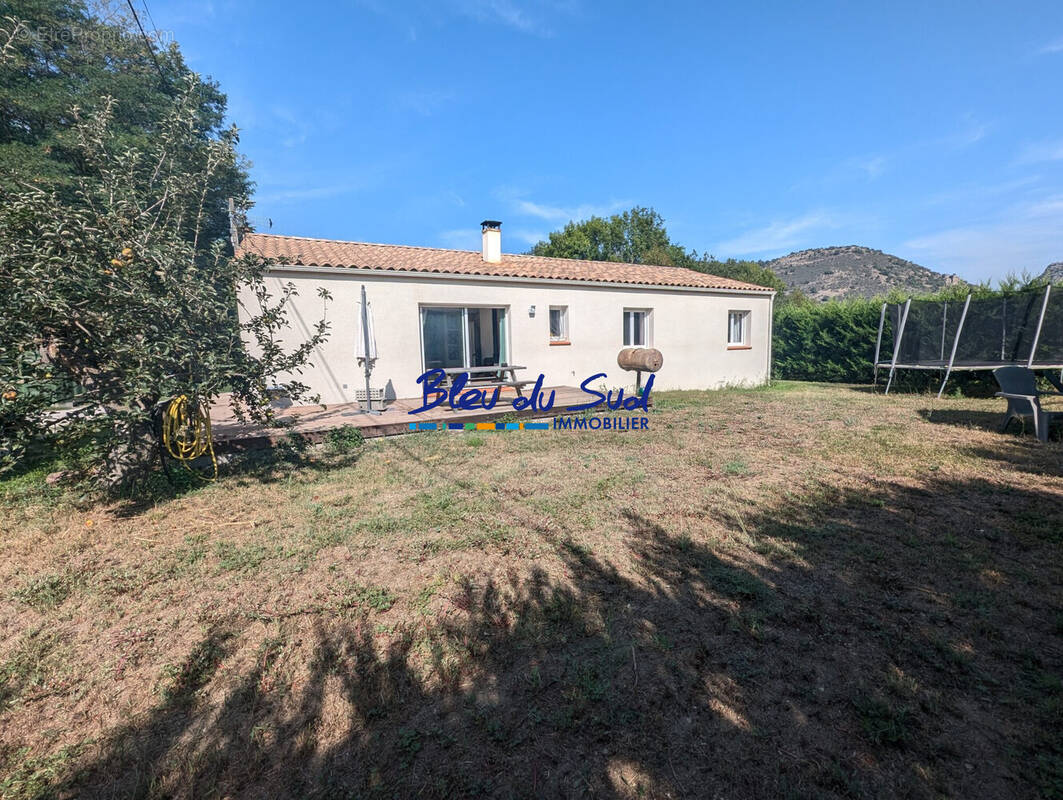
{"left": 407, "top": 368, "right": 652, "bottom": 431}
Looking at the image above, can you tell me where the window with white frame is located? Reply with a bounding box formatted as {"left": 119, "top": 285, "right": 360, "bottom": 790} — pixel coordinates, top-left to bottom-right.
{"left": 549, "top": 306, "right": 569, "bottom": 342}
{"left": 728, "top": 310, "right": 750, "bottom": 347}
{"left": 623, "top": 309, "right": 651, "bottom": 346}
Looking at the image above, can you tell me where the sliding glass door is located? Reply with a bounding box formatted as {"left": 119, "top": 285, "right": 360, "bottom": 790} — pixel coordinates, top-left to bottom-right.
{"left": 421, "top": 308, "right": 466, "bottom": 371}
{"left": 420, "top": 307, "right": 507, "bottom": 372}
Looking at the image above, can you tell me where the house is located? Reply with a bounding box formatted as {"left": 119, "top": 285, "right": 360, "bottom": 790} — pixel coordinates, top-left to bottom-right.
{"left": 235, "top": 222, "right": 776, "bottom": 406}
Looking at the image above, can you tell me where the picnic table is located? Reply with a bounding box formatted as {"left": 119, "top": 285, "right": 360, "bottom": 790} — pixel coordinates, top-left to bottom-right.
{"left": 440, "top": 364, "right": 530, "bottom": 397}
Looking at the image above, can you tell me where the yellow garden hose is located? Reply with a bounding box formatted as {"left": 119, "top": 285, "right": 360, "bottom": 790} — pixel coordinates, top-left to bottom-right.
{"left": 161, "top": 394, "right": 217, "bottom": 480}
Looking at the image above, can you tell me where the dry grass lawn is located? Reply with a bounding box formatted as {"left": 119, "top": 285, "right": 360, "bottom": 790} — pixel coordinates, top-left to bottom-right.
{"left": 1, "top": 381, "right": 1062, "bottom": 799}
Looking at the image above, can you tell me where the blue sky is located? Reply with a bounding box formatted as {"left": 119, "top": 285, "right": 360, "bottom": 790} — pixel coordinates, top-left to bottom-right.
{"left": 150, "top": 0, "right": 1063, "bottom": 282}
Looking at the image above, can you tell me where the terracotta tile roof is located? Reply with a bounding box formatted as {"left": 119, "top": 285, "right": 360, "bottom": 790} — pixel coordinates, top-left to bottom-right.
{"left": 237, "top": 233, "right": 774, "bottom": 293}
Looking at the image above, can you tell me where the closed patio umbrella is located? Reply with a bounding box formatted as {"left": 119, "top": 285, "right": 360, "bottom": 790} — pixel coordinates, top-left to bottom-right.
{"left": 356, "top": 285, "right": 379, "bottom": 413}
{"left": 356, "top": 288, "right": 377, "bottom": 363}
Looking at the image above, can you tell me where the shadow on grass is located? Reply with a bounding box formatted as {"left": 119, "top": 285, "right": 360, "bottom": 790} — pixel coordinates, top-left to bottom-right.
{"left": 917, "top": 408, "right": 1004, "bottom": 432}
{"left": 109, "top": 435, "right": 366, "bottom": 517}
{"left": 53, "top": 472, "right": 1063, "bottom": 799}
{"left": 918, "top": 407, "right": 1063, "bottom": 449}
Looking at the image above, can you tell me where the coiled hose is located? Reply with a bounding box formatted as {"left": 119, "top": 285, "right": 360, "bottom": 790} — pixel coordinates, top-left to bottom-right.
{"left": 161, "top": 394, "right": 217, "bottom": 480}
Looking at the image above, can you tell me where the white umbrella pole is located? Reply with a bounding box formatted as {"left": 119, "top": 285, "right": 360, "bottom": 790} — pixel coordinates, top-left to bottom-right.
{"left": 361, "top": 284, "right": 379, "bottom": 415}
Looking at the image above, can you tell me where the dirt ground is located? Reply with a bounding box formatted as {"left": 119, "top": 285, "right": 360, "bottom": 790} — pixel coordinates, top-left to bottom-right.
{"left": 1, "top": 381, "right": 1061, "bottom": 799}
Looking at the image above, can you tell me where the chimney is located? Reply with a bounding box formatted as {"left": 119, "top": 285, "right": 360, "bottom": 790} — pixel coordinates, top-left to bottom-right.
{"left": 481, "top": 220, "right": 502, "bottom": 263}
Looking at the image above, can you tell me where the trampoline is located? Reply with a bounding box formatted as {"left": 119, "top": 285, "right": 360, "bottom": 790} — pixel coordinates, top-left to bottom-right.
{"left": 874, "top": 285, "right": 1063, "bottom": 397}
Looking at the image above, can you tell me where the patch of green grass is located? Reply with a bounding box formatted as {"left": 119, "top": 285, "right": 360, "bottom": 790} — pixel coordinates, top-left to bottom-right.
{"left": 397, "top": 727, "right": 423, "bottom": 767}
{"left": 539, "top": 589, "right": 582, "bottom": 632}
{"left": 701, "top": 560, "right": 767, "bottom": 602}
{"left": 95, "top": 566, "right": 143, "bottom": 598}
{"left": 0, "top": 445, "right": 79, "bottom": 507}
{"left": 340, "top": 582, "right": 396, "bottom": 613}
{"left": 924, "top": 634, "right": 974, "bottom": 673}
{"left": 213, "top": 541, "right": 270, "bottom": 572}
{"left": 304, "top": 526, "right": 348, "bottom": 549}
{"left": 852, "top": 691, "right": 914, "bottom": 747}
{"left": 414, "top": 577, "right": 446, "bottom": 614}
{"left": 357, "top": 513, "right": 406, "bottom": 536}
{"left": 0, "top": 743, "right": 81, "bottom": 800}
{"left": 165, "top": 533, "right": 208, "bottom": 576}
{"left": 0, "top": 627, "right": 69, "bottom": 709}
{"left": 424, "top": 524, "right": 510, "bottom": 554}
{"left": 561, "top": 538, "right": 592, "bottom": 559}
{"left": 1012, "top": 510, "right": 1063, "bottom": 544}
{"left": 565, "top": 660, "right": 609, "bottom": 705}
{"left": 723, "top": 458, "right": 750, "bottom": 477}
{"left": 464, "top": 435, "right": 485, "bottom": 448}
{"left": 11, "top": 571, "right": 79, "bottom": 611}
{"left": 159, "top": 636, "right": 230, "bottom": 703}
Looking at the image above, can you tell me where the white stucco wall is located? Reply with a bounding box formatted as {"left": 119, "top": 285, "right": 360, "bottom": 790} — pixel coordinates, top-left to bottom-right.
{"left": 237, "top": 266, "right": 775, "bottom": 405}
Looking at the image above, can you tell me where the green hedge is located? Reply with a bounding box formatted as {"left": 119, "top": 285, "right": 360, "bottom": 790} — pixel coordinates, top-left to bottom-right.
{"left": 773, "top": 299, "right": 886, "bottom": 383}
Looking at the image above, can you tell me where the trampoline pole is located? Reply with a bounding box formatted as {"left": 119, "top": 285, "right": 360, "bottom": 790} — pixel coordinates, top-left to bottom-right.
{"left": 937, "top": 293, "right": 971, "bottom": 399}
{"left": 885, "top": 298, "right": 911, "bottom": 395}
{"left": 1001, "top": 297, "right": 1006, "bottom": 362}
{"left": 1028, "top": 284, "right": 1052, "bottom": 369}
{"left": 873, "top": 301, "right": 887, "bottom": 386}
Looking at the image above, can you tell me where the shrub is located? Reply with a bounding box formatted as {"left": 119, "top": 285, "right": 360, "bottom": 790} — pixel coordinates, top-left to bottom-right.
{"left": 773, "top": 297, "right": 886, "bottom": 383}
{"left": 324, "top": 425, "right": 364, "bottom": 453}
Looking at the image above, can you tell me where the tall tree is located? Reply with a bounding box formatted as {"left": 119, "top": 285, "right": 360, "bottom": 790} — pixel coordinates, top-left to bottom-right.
{"left": 529, "top": 206, "right": 786, "bottom": 293}
{"left": 530, "top": 207, "right": 689, "bottom": 266}
{"left": 0, "top": 0, "right": 249, "bottom": 244}
{"left": 0, "top": 6, "right": 326, "bottom": 490}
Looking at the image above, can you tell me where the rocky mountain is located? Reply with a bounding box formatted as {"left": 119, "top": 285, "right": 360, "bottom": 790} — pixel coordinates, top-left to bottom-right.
{"left": 765, "top": 245, "right": 963, "bottom": 301}
{"left": 1042, "top": 262, "right": 1063, "bottom": 284}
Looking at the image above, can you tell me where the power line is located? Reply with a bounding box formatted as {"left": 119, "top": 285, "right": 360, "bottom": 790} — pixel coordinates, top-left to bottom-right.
{"left": 139, "top": 0, "right": 162, "bottom": 39}
{"left": 124, "top": 0, "right": 166, "bottom": 85}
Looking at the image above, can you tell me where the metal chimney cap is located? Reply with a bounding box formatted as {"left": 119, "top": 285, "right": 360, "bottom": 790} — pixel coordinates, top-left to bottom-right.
{"left": 481, "top": 220, "right": 502, "bottom": 230}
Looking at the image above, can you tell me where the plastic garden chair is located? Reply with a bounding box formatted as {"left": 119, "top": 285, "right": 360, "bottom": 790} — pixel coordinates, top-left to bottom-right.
{"left": 993, "top": 366, "right": 1063, "bottom": 443}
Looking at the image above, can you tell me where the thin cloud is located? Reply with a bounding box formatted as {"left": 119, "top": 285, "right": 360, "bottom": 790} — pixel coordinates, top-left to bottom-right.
{"left": 462, "top": 0, "right": 547, "bottom": 35}
{"left": 453, "top": 0, "right": 580, "bottom": 37}
{"left": 942, "top": 114, "right": 991, "bottom": 148}
{"left": 714, "top": 212, "right": 839, "bottom": 257}
{"left": 799, "top": 154, "right": 887, "bottom": 191}
{"left": 437, "top": 228, "right": 480, "bottom": 249}
{"left": 1037, "top": 36, "right": 1063, "bottom": 54}
{"left": 807, "top": 114, "right": 990, "bottom": 195}
{"left": 515, "top": 200, "right": 569, "bottom": 221}
{"left": 853, "top": 155, "right": 887, "bottom": 179}
{"left": 269, "top": 106, "right": 314, "bottom": 148}
{"left": 1016, "top": 138, "right": 1063, "bottom": 164}
{"left": 392, "top": 89, "right": 457, "bottom": 116}
{"left": 439, "top": 226, "right": 548, "bottom": 250}
{"left": 513, "top": 198, "right": 631, "bottom": 223}
{"left": 923, "top": 175, "right": 1042, "bottom": 207}
{"left": 254, "top": 185, "right": 356, "bottom": 205}
{"left": 512, "top": 229, "right": 548, "bottom": 246}
{"left": 358, "top": 0, "right": 579, "bottom": 39}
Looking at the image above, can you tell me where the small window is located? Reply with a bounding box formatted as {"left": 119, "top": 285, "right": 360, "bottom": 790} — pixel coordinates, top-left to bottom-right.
{"left": 549, "top": 306, "right": 568, "bottom": 342}
{"left": 623, "top": 309, "right": 651, "bottom": 346}
{"left": 728, "top": 310, "right": 750, "bottom": 347}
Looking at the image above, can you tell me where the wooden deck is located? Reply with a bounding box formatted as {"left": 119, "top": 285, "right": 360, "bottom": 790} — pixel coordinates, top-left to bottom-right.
{"left": 210, "top": 386, "right": 599, "bottom": 450}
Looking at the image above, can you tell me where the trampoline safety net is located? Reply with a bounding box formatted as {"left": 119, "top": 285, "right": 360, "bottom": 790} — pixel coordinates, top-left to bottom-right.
{"left": 876, "top": 285, "right": 1063, "bottom": 395}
